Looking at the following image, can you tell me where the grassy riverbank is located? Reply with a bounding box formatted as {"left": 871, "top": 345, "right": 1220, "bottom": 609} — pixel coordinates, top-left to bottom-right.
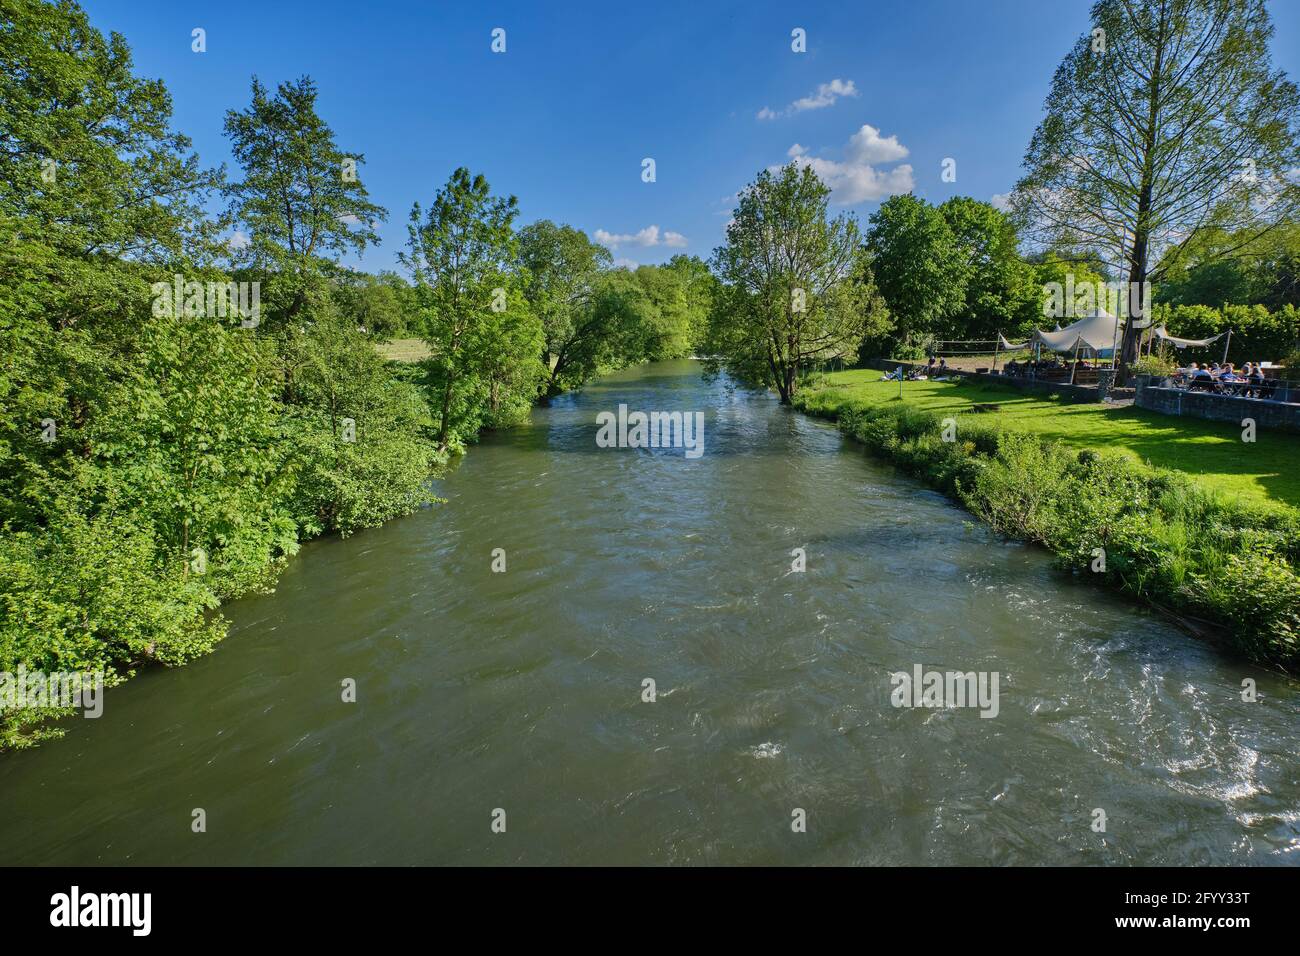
{"left": 800, "top": 370, "right": 1300, "bottom": 509}
{"left": 793, "top": 373, "right": 1300, "bottom": 672}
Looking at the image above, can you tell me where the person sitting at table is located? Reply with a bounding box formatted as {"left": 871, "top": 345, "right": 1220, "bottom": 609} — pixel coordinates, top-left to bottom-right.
{"left": 1246, "top": 363, "right": 1265, "bottom": 397}
{"left": 1189, "top": 364, "right": 1215, "bottom": 390}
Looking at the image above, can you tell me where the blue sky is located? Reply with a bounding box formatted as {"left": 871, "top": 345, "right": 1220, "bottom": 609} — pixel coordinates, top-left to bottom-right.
{"left": 83, "top": 0, "right": 1300, "bottom": 273}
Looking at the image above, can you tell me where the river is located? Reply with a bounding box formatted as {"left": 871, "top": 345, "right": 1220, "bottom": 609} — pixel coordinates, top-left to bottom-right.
{"left": 1, "top": 359, "right": 1296, "bottom": 865}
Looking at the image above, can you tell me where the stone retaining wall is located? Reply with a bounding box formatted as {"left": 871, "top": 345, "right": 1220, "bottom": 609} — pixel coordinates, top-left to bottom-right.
{"left": 1134, "top": 381, "right": 1300, "bottom": 434}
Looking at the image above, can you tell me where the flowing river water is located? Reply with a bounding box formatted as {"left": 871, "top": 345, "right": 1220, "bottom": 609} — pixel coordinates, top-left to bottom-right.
{"left": 1, "top": 359, "right": 1297, "bottom": 865}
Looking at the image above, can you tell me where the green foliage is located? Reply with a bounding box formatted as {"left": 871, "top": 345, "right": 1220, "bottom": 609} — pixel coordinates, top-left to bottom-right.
{"left": 1130, "top": 353, "right": 1177, "bottom": 378}
{"left": 402, "top": 168, "right": 546, "bottom": 447}
{"left": 0, "top": 0, "right": 226, "bottom": 259}
{"left": 1152, "top": 302, "right": 1299, "bottom": 364}
{"left": 863, "top": 195, "right": 1045, "bottom": 355}
{"left": 937, "top": 197, "right": 1039, "bottom": 340}
{"left": 663, "top": 254, "right": 718, "bottom": 352}
{"left": 275, "top": 308, "right": 441, "bottom": 536}
{"left": 708, "top": 162, "right": 890, "bottom": 403}
{"left": 224, "top": 75, "right": 386, "bottom": 322}
{"left": 331, "top": 270, "right": 418, "bottom": 339}
{"left": 0, "top": 5, "right": 441, "bottom": 748}
{"left": 1156, "top": 224, "right": 1300, "bottom": 311}
{"left": 866, "top": 194, "right": 966, "bottom": 346}
{"left": 518, "top": 220, "right": 615, "bottom": 396}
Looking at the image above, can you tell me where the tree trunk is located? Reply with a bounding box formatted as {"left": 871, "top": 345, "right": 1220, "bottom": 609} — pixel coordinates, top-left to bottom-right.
{"left": 438, "top": 378, "right": 454, "bottom": 447}
{"left": 1118, "top": 221, "right": 1150, "bottom": 377}
{"left": 779, "top": 363, "right": 796, "bottom": 404}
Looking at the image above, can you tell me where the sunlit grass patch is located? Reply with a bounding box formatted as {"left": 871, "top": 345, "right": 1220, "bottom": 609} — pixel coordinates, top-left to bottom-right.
{"left": 806, "top": 369, "right": 1300, "bottom": 510}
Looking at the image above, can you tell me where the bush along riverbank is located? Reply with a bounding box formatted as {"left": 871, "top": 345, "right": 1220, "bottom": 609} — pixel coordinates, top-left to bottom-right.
{"left": 793, "top": 388, "right": 1300, "bottom": 673}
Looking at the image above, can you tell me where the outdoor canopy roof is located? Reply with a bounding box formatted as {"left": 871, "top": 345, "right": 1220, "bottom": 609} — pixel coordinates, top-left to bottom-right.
{"left": 1152, "top": 326, "right": 1229, "bottom": 348}
{"left": 1013, "top": 308, "right": 1160, "bottom": 356}
{"left": 1031, "top": 307, "right": 1125, "bottom": 354}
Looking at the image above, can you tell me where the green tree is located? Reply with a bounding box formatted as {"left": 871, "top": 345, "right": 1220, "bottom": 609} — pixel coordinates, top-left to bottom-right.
{"left": 517, "top": 220, "right": 612, "bottom": 397}
{"left": 1012, "top": 0, "right": 1300, "bottom": 370}
{"left": 332, "top": 269, "right": 419, "bottom": 338}
{"left": 708, "top": 163, "right": 889, "bottom": 403}
{"left": 663, "top": 254, "right": 719, "bottom": 352}
{"left": 401, "top": 168, "right": 545, "bottom": 446}
{"left": 1030, "top": 250, "right": 1111, "bottom": 330}
{"left": 632, "top": 264, "right": 693, "bottom": 361}
{"left": 0, "top": 0, "right": 225, "bottom": 261}
{"left": 276, "top": 302, "right": 439, "bottom": 536}
{"left": 938, "top": 197, "right": 1038, "bottom": 340}
{"left": 223, "top": 75, "right": 385, "bottom": 321}
{"left": 866, "top": 194, "right": 967, "bottom": 347}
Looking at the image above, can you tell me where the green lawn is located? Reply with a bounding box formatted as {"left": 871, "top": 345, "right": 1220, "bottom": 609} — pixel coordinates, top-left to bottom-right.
{"left": 375, "top": 337, "right": 432, "bottom": 363}
{"left": 803, "top": 370, "right": 1300, "bottom": 510}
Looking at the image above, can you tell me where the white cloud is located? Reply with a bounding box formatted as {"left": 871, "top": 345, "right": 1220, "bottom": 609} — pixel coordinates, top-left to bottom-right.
{"left": 777, "top": 123, "right": 914, "bottom": 204}
{"left": 758, "top": 78, "right": 859, "bottom": 120}
{"left": 845, "top": 124, "right": 908, "bottom": 164}
{"left": 613, "top": 257, "right": 639, "bottom": 270}
{"left": 227, "top": 230, "right": 251, "bottom": 251}
{"left": 990, "top": 192, "right": 1013, "bottom": 211}
{"left": 592, "top": 224, "right": 687, "bottom": 250}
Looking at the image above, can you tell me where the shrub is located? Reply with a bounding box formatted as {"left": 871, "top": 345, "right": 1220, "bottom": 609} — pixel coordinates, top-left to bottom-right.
{"left": 1131, "top": 353, "right": 1176, "bottom": 378}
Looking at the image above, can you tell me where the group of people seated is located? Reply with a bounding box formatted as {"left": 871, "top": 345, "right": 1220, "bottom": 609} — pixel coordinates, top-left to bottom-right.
{"left": 1001, "top": 357, "right": 1076, "bottom": 378}
{"left": 1173, "top": 361, "right": 1273, "bottom": 397}
{"left": 881, "top": 357, "right": 956, "bottom": 382}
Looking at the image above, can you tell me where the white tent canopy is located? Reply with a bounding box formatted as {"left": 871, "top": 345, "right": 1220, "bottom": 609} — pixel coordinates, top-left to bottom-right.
{"left": 1032, "top": 307, "right": 1126, "bottom": 354}
{"left": 1152, "top": 326, "right": 1228, "bottom": 349}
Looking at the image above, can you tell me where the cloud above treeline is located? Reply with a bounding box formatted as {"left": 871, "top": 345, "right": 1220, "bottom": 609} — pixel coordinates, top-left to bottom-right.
{"left": 592, "top": 224, "right": 688, "bottom": 249}
{"left": 778, "top": 123, "right": 914, "bottom": 204}
{"left": 758, "top": 79, "right": 859, "bottom": 120}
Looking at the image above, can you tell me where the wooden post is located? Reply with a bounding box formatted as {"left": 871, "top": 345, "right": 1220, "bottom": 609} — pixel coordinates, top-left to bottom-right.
{"left": 992, "top": 333, "right": 1001, "bottom": 373}
{"left": 1069, "top": 338, "right": 1082, "bottom": 384}
{"left": 1222, "top": 329, "right": 1232, "bottom": 366}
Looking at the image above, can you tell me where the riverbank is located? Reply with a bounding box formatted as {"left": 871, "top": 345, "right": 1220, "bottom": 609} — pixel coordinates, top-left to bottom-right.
{"left": 793, "top": 373, "right": 1300, "bottom": 672}
{"left": 799, "top": 370, "right": 1300, "bottom": 508}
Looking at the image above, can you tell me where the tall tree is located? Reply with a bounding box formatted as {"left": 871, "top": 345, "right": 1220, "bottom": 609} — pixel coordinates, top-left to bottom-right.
{"left": 663, "top": 254, "right": 719, "bottom": 351}
{"left": 0, "top": 0, "right": 224, "bottom": 263}
{"left": 1012, "top": 0, "right": 1300, "bottom": 369}
{"left": 223, "top": 75, "right": 385, "bottom": 320}
{"left": 866, "top": 194, "right": 967, "bottom": 346}
{"left": 517, "top": 220, "right": 612, "bottom": 397}
{"left": 708, "top": 162, "right": 889, "bottom": 403}
{"left": 938, "top": 197, "right": 1039, "bottom": 339}
{"left": 631, "top": 264, "right": 693, "bottom": 361}
{"left": 401, "top": 168, "right": 544, "bottom": 446}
